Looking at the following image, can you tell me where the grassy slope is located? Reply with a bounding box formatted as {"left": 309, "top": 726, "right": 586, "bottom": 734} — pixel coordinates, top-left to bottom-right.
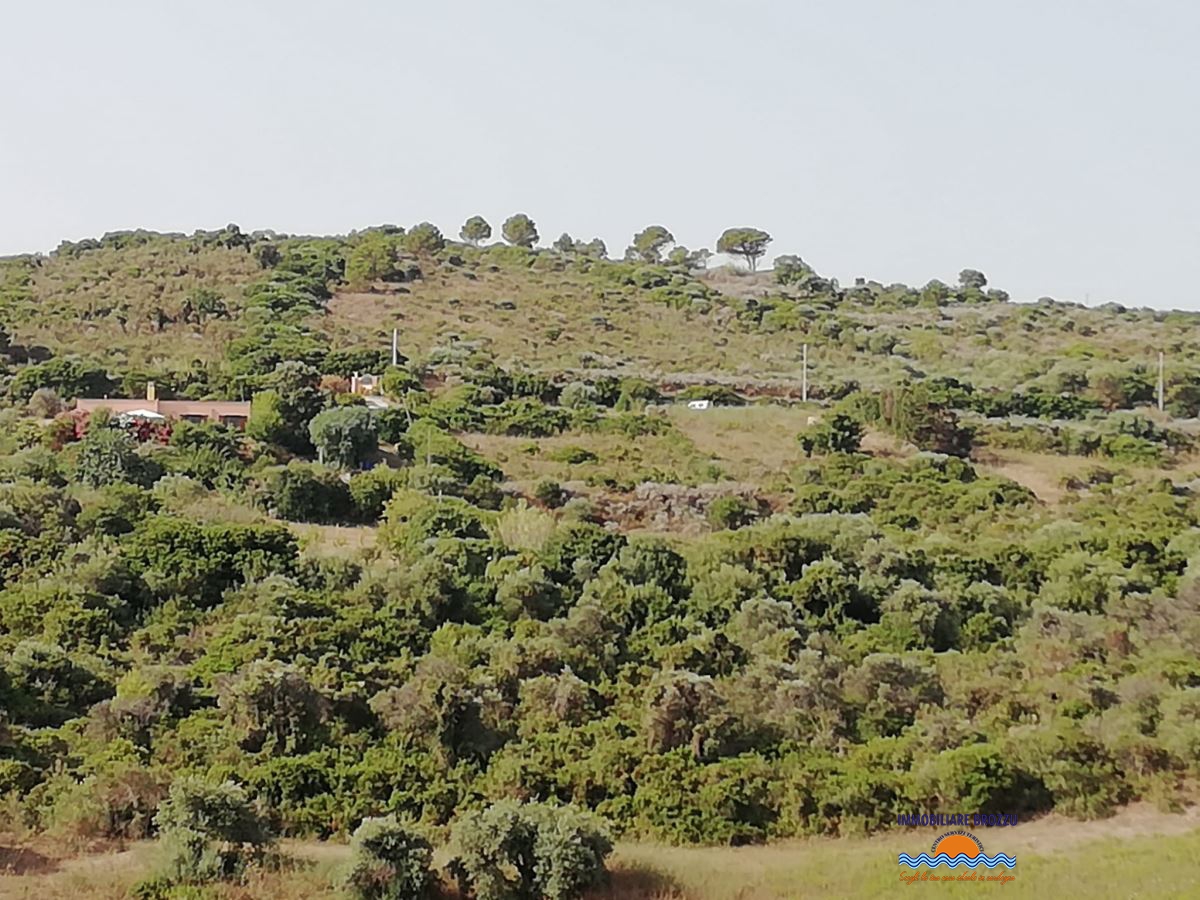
{"left": 6, "top": 237, "right": 1200, "bottom": 391}
{"left": 321, "top": 264, "right": 1200, "bottom": 390}
{"left": 6, "top": 242, "right": 258, "bottom": 369}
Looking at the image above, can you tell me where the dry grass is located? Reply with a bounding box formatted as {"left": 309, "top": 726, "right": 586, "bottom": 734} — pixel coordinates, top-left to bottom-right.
{"left": 972, "top": 447, "right": 1200, "bottom": 505}
{"left": 461, "top": 425, "right": 720, "bottom": 490}
{"left": 288, "top": 522, "right": 378, "bottom": 557}
{"left": 663, "top": 405, "right": 814, "bottom": 482}
{"left": 5, "top": 805, "right": 1199, "bottom": 899}
{"left": 971, "top": 449, "right": 1089, "bottom": 504}
{"left": 7, "top": 237, "right": 1199, "bottom": 399}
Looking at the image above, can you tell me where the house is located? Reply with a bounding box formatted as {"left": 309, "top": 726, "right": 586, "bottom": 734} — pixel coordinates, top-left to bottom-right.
{"left": 349, "top": 372, "right": 391, "bottom": 409}
{"left": 349, "top": 372, "right": 382, "bottom": 395}
{"left": 75, "top": 383, "right": 251, "bottom": 429}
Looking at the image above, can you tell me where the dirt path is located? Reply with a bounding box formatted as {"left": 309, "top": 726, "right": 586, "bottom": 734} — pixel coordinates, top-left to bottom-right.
{"left": 986, "top": 802, "right": 1200, "bottom": 854}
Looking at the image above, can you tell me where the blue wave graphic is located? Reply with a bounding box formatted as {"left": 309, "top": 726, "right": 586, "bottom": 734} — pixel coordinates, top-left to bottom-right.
{"left": 898, "top": 853, "right": 1017, "bottom": 869}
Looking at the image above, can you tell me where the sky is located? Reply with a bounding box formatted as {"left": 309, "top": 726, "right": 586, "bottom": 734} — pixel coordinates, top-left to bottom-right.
{"left": 2, "top": 0, "right": 1198, "bottom": 308}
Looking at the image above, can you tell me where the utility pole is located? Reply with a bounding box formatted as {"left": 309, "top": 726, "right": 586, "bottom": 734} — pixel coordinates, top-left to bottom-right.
{"left": 801, "top": 343, "right": 809, "bottom": 403}
{"left": 391, "top": 328, "right": 399, "bottom": 366}
{"left": 1158, "top": 351, "right": 1165, "bottom": 413}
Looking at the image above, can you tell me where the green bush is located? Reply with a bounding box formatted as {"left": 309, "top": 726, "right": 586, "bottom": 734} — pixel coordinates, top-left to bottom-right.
{"left": 534, "top": 480, "right": 567, "bottom": 509}
{"left": 263, "top": 462, "right": 354, "bottom": 523}
{"left": 450, "top": 800, "right": 611, "bottom": 900}
{"left": 340, "top": 814, "right": 434, "bottom": 900}
{"left": 706, "top": 496, "right": 758, "bottom": 531}
{"left": 799, "top": 414, "right": 863, "bottom": 456}
{"left": 154, "top": 778, "right": 272, "bottom": 883}
{"left": 484, "top": 399, "right": 571, "bottom": 437}
{"left": 350, "top": 466, "right": 409, "bottom": 521}
{"left": 75, "top": 427, "right": 162, "bottom": 488}
{"left": 310, "top": 405, "right": 378, "bottom": 469}
{"left": 547, "top": 446, "right": 598, "bottom": 465}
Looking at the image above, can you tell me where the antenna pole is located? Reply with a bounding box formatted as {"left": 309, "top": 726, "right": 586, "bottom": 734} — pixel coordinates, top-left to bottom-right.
{"left": 1158, "top": 350, "right": 1165, "bottom": 413}
{"left": 802, "top": 343, "right": 809, "bottom": 403}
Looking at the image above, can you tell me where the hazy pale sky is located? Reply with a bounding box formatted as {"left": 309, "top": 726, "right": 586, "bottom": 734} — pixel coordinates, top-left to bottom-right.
{"left": 2, "top": 0, "right": 1198, "bottom": 308}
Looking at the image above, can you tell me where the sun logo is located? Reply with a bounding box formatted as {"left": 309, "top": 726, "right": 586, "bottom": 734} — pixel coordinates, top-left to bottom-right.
{"left": 898, "top": 830, "right": 1016, "bottom": 869}
{"left": 932, "top": 831, "right": 983, "bottom": 859}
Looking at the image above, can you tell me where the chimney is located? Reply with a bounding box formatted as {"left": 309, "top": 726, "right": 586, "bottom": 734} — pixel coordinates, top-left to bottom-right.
{"left": 146, "top": 381, "right": 157, "bottom": 402}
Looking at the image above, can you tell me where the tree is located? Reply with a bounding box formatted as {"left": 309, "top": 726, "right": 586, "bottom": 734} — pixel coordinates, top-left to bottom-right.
{"left": 246, "top": 363, "right": 325, "bottom": 454}
{"left": 346, "top": 233, "right": 401, "bottom": 290}
{"left": 1167, "top": 382, "right": 1200, "bottom": 418}
{"left": 247, "top": 389, "right": 288, "bottom": 447}
{"left": 403, "top": 222, "right": 445, "bottom": 255}
{"left": 877, "top": 386, "right": 973, "bottom": 457}
{"left": 502, "top": 213, "right": 539, "bottom": 248}
{"left": 460, "top": 215, "right": 492, "bottom": 247}
{"left": 628, "top": 225, "right": 675, "bottom": 263}
{"left": 707, "top": 495, "right": 758, "bottom": 531}
{"left": 553, "top": 232, "right": 576, "bottom": 254}
{"left": 267, "top": 362, "right": 325, "bottom": 454}
{"left": 9, "top": 357, "right": 114, "bottom": 402}
{"left": 180, "top": 287, "right": 228, "bottom": 324}
{"left": 958, "top": 269, "right": 988, "bottom": 290}
{"left": 323, "top": 348, "right": 389, "bottom": 378}
{"left": 309, "top": 405, "right": 378, "bottom": 468}
{"left": 265, "top": 461, "right": 354, "bottom": 522}
{"left": 716, "top": 227, "right": 772, "bottom": 272}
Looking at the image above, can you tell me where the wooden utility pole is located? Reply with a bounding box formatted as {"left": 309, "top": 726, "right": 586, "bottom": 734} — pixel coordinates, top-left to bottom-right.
{"left": 802, "top": 343, "right": 809, "bottom": 403}
{"left": 1158, "top": 351, "right": 1165, "bottom": 413}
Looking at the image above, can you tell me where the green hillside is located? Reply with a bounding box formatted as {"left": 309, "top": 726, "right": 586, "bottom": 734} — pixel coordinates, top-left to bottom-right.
{"left": 2, "top": 220, "right": 1200, "bottom": 899}
{"left": 2, "top": 222, "right": 1197, "bottom": 404}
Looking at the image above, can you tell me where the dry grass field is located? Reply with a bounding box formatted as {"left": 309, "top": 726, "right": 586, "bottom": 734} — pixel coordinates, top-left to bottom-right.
{"left": 3, "top": 804, "right": 1198, "bottom": 899}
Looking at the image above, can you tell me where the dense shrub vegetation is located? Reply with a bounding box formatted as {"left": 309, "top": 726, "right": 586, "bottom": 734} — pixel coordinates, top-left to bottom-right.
{"left": 2, "top": 219, "right": 1200, "bottom": 893}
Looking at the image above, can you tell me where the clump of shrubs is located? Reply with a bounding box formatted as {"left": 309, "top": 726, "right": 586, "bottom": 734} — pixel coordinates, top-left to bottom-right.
{"left": 706, "top": 495, "right": 758, "bottom": 530}
{"left": 450, "top": 801, "right": 612, "bottom": 900}
{"left": 534, "top": 479, "right": 568, "bottom": 509}
{"left": 340, "top": 815, "right": 435, "bottom": 900}
{"left": 152, "top": 778, "right": 273, "bottom": 884}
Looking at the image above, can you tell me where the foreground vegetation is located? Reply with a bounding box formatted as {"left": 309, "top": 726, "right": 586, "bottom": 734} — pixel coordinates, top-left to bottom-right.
{"left": 4, "top": 812, "right": 1200, "bottom": 899}
{"left": 2, "top": 218, "right": 1200, "bottom": 896}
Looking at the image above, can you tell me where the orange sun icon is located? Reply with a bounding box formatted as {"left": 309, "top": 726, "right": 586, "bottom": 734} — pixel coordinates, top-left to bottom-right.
{"left": 933, "top": 833, "right": 982, "bottom": 858}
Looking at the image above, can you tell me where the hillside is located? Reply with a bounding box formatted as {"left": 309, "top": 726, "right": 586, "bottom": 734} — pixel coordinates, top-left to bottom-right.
{"left": 2, "top": 222, "right": 1200, "bottom": 899}
{"left": 2, "top": 225, "right": 1198, "bottom": 402}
